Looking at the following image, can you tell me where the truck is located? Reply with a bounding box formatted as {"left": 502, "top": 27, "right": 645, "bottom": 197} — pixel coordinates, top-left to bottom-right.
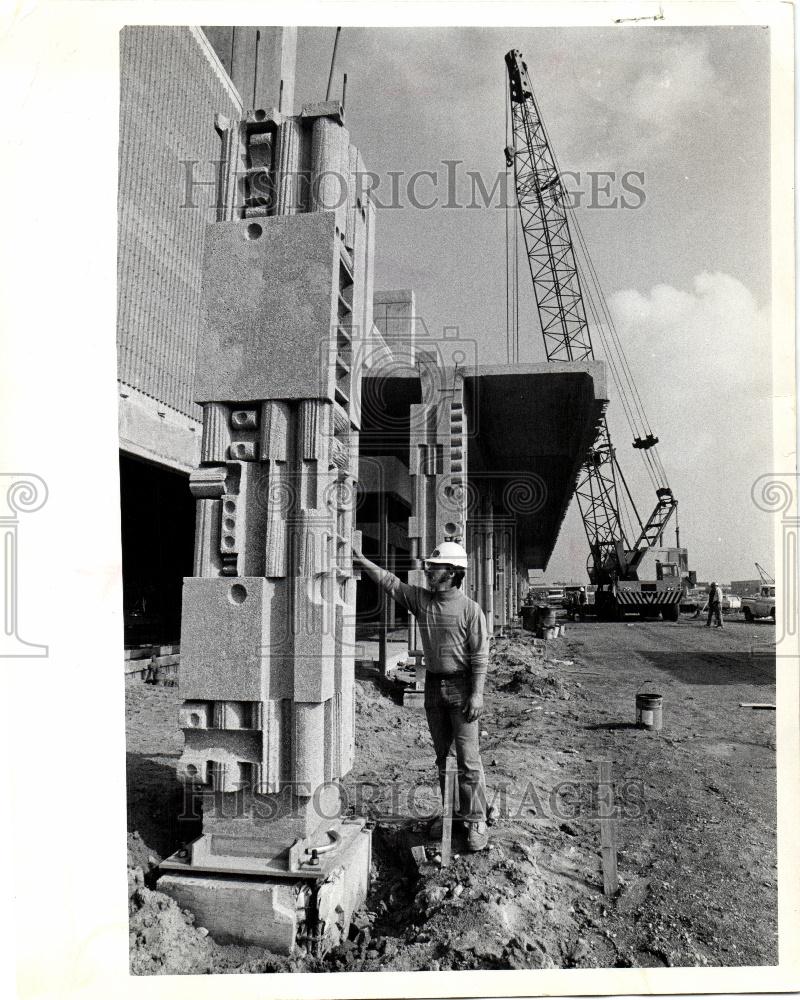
{"left": 741, "top": 584, "right": 776, "bottom": 621}
{"left": 681, "top": 586, "right": 741, "bottom": 614}
{"left": 596, "top": 545, "right": 691, "bottom": 621}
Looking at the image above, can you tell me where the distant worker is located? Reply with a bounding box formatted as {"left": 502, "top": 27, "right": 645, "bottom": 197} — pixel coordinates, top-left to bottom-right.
{"left": 352, "top": 538, "right": 490, "bottom": 852}
{"left": 705, "top": 580, "right": 724, "bottom": 629}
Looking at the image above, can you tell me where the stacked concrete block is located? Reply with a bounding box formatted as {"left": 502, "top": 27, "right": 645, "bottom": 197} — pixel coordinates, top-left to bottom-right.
{"left": 160, "top": 100, "right": 373, "bottom": 953}
{"left": 181, "top": 350, "right": 362, "bottom": 862}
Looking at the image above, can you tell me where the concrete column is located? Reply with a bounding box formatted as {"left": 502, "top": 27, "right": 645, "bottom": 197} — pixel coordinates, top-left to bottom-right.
{"left": 162, "top": 145, "right": 373, "bottom": 956}
{"left": 482, "top": 521, "right": 494, "bottom": 636}
{"left": 493, "top": 529, "right": 506, "bottom": 630}
{"left": 378, "top": 491, "right": 389, "bottom": 675}
{"left": 386, "top": 544, "right": 396, "bottom": 630}
{"left": 275, "top": 117, "right": 302, "bottom": 215}
{"left": 407, "top": 535, "right": 421, "bottom": 652}
{"left": 310, "top": 116, "right": 349, "bottom": 234}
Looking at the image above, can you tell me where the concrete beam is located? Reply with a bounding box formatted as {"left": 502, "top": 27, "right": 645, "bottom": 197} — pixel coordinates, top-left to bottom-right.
{"left": 358, "top": 455, "right": 412, "bottom": 506}
{"left": 118, "top": 383, "right": 202, "bottom": 473}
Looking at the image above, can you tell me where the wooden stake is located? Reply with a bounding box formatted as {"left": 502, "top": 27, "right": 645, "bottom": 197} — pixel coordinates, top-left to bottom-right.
{"left": 441, "top": 757, "right": 457, "bottom": 867}
{"left": 598, "top": 761, "right": 618, "bottom": 896}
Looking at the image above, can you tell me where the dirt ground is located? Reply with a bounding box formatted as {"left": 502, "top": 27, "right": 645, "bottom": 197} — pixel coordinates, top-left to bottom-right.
{"left": 126, "top": 611, "right": 777, "bottom": 973}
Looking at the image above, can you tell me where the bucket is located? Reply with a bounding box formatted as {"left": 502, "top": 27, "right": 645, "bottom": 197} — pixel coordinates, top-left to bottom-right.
{"left": 538, "top": 605, "right": 556, "bottom": 628}
{"left": 635, "top": 691, "right": 663, "bottom": 731}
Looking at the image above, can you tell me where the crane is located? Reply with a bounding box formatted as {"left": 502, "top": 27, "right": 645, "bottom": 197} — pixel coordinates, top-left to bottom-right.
{"left": 755, "top": 563, "right": 774, "bottom": 585}
{"left": 504, "top": 48, "right": 686, "bottom": 619}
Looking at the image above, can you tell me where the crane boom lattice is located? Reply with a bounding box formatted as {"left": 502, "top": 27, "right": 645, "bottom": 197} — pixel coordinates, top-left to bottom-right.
{"left": 504, "top": 47, "right": 680, "bottom": 604}
{"left": 505, "top": 52, "right": 593, "bottom": 363}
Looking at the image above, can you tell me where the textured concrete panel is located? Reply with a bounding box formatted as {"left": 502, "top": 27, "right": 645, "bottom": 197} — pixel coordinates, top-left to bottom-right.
{"left": 180, "top": 577, "right": 283, "bottom": 701}
{"left": 200, "top": 783, "right": 343, "bottom": 849}
{"left": 196, "top": 212, "right": 339, "bottom": 403}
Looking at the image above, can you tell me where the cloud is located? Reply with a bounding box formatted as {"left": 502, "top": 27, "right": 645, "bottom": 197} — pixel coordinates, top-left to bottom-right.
{"left": 608, "top": 271, "right": 770, "bottom": 398}
{"left": 629, "top": 40, "right": 715, "bottom": 125}
{"left": 555, "top": 35, "right": 722, "bottom": 169}
{"left": 595, "top": 272, "right": 773, "bottom": 580}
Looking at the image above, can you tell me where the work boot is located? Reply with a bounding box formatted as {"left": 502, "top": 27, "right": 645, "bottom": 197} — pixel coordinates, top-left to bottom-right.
{"left": 465, "top": 821, "right": 489, "bottom": 852}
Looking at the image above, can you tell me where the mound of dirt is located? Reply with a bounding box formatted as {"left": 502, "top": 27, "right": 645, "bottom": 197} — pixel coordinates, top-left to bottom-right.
{"left": 128, "top": 832, "right": 214, "bottom": 975}
{"left": 492, "top": 633, "right": 574, "bottom": 701}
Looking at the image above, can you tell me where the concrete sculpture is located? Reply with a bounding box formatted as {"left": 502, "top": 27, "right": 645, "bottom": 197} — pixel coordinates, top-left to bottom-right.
{"left": 159, "top": 99, "right": 375, "bottom": 955}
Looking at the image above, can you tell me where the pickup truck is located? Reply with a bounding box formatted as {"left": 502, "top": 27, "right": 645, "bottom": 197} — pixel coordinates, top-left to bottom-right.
{"left": 741, "top": 585, "right": 776, "bottom": 621}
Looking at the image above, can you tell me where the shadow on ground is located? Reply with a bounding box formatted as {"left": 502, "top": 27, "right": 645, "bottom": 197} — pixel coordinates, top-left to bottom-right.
{"left": 633, "top": 651, "right": 775, "bottom": 687}
{"left": 126, "top": 752, "right": 201, "bottom": 858}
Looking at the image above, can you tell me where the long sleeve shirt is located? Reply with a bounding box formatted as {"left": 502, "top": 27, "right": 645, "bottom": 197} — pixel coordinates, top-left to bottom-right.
{"left": 379, "top": 573, "right": 490, "bottom": 679}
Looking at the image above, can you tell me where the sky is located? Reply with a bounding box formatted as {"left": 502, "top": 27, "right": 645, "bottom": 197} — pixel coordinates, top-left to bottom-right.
{"left": 293, "top": 25, "right": 775, "bottom": 584}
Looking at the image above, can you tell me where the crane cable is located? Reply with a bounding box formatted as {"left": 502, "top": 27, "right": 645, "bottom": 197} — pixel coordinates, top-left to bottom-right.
{"left": 530, "top": 90, "right": 671, "bottom": 492}
{"left": 565, "top": 202, "right": 670, "bottom": 491}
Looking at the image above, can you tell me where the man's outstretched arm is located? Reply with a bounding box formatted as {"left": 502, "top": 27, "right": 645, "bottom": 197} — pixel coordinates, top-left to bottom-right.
{"left": 352, "top": 537, "right": 394, "bottom": 587}
{"left": 352, "top": 539, "right": 417, "bottom": 614}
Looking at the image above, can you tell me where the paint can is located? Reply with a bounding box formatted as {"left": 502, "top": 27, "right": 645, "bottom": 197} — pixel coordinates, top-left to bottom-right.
{"left": 635, "top": 692, "right": 663, "bottom": 731}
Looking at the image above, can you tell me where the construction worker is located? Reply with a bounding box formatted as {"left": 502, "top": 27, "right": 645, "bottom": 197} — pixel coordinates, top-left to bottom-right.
{"left": 352, "top": 538, "right": 490, "bottom": 851}
{"left": 705, "top": 581, "right": 724, "bottom": 629}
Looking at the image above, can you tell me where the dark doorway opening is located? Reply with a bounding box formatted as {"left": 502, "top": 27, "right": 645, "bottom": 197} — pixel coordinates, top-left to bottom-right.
{"left": 119, "top": 452, "right": 194, "bottom": 647}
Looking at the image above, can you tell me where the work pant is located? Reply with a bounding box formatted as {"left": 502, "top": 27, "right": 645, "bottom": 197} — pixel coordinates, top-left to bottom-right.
{"left": 707, "top": 602, "right": 723, "bottom": 627}
{"left": 424, "top": 672, "right": 487, "bottom": 823}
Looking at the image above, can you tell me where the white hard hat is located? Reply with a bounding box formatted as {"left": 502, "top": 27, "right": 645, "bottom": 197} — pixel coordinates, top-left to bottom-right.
{"left": 425, "top": 541, "right": 468, "bottom": 568}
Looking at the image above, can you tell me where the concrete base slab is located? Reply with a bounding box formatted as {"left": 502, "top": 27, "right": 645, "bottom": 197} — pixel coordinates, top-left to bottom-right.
{"left": 157, "top": 873, "right": 308, "bottom": 952}
{"left": 311, "top": 824, "right": 372, "bottom": 954}
{"left": 158, "top": 826, "right": 372, "bottom": 955}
